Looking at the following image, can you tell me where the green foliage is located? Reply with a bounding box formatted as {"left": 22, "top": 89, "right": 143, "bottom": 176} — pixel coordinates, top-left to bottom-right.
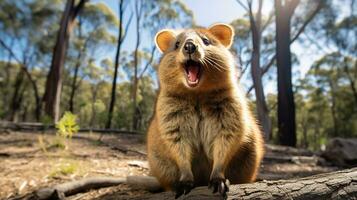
{"left": 49, "top": 160, "right": 79, "bottom": 177}
{"left": 56, "top": 112, "right": 80, "bottom": 138}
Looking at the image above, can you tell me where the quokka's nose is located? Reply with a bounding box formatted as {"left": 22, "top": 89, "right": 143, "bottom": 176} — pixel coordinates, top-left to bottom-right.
{"left": 184, "top": 41, "right": 196, "bottom": 54}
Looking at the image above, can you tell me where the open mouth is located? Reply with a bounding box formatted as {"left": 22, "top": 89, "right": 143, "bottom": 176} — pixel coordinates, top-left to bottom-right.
{"left": 184, "top": 60, "right": 202, "bottom": 87}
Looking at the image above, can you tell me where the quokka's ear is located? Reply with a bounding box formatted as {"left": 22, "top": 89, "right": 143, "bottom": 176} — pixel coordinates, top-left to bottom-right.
{"left": 208, "top": 23, "right": 235, "bottom": 48}
{"left": 155, "top": 29, "right": 176, "bottom": 53}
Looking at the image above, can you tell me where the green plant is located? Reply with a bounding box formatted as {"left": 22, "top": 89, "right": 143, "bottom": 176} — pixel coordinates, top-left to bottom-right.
{"left": 49, "top": 161, "right": 79, "bottom": 177}
{"left": 56, "top": 112, "right": 80, "bottom": 138}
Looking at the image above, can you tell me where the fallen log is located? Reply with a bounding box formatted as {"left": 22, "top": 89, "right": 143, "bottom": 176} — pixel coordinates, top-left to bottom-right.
{"left": 32, "top": 168, "right": 357, "bottom": 200}
{"left": 131, "top": 167, "right": 357, "bottom": 200}
{"left": 33, "top": 176, "right": 161, "bottom": 200}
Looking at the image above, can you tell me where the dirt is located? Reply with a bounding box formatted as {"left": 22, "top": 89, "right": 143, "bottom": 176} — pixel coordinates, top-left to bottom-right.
{"left": 0, "top": 131, "right": 339, "bottom": 200}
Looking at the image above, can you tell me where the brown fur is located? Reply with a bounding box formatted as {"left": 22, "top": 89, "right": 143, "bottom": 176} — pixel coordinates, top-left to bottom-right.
{"left": 147, "top": 24, "right": 264, "bottom": 193}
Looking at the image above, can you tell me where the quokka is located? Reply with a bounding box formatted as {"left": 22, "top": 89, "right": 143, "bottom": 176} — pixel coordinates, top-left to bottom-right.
{"left": 147, "top": 23, "right": 264, "bottom": 198}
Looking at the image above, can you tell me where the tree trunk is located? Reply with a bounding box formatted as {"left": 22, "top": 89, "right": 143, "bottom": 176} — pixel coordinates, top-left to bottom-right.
{"left": 0, "top": 39, "right": 41, "bottom": 121}
{"left": 1, "top": 39, "right": 14, "bottom": 115}
{"left": 249, "top": 0, "right": 272, "bottom": 140}
{"left": 8, "top": 70, "right": 25, "bottom": 121}
{"left": 246, "top": 0, "right": 323, "bottom": 95}
{"left": 343, "top": 59, "right": 357, "bottom": 108}
{"left": 68, "top": 20, "right": 98, "bottom": 114}
{"left": 90, "top": 84, "right": 99, "bottom": 129}
{"left": 68, "top": 18, "right": 84, "bottom": 113}
{"left": 24, "top": 67, "right": 41, "bottom": 122}
{"left": 302, "top": 121, "right": 308, "bottom": 148}
{"left": 8, "top": 66, "right": 41, "bottom": 122}
{"left": 43, "top": 0, "right": 87, "bottom": 122}
{"left": 131, "top": 0, "right": 143, "bottom": 131}
{"left": 106, "top": 0, "right": 125, "bottom": 129}
{"left": 68, "top": 54, "right": 81, "bottom": 113}
{"left": 328, "top": 79, "right": 339, "bottom": 137}
{"left": 275, "top": 0, "right": 298, "bottom": 147}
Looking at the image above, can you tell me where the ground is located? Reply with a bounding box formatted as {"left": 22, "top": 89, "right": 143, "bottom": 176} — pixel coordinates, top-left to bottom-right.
{"left": 0, "top": 131, "right": 339, "bottom": 200}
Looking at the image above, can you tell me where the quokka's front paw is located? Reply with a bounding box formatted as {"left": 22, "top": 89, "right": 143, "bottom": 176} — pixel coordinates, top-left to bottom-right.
{"left": 175, "top": 171, "right": 194, "bottom": 199}
{"left": 174, "top": 179, "right": 194, "bottom": 199}
{"left": 208, "top": 177, "right": 230, "bottom": 198}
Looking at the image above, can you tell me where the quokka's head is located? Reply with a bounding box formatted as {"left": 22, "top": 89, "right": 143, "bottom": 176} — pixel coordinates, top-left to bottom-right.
{"left": 155, "top": 23, "right": 236, "bottom": 93}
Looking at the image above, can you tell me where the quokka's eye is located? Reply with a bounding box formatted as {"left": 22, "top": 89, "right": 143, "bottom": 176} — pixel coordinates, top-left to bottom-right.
{"left": 202, "top": 38, "right": 210, "bottom": 46}
{"left": 175, "top": 41, "right": 180, "bottom": 49}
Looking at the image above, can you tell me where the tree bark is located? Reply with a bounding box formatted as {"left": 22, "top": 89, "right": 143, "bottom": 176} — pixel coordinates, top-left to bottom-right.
{"left": 32, "top": 168, "right": 357, "bottom": 200}
{"left": 24, "top": 66, "right": 41, "bottom": 122}
{"left": 328, "top": 79, "right": 339, "bottom": 137}
{"left": 68, "top": 17, "right": 83, "bottom": 113}
{"left": 131, "top": 168, "right": 357, "bottom": 200}
{"left": 90, "top": 84, "right": 99, "bottom": 129}
{"left": 275, "top": 0, "right": 298, "bottom": 147}
{"left": 8, "top": 70, "right": 25, "bottom": 121}
{"left": 106, "top": 0, "right": 125, "bottom": 129}
{"left": 248, "top": 0, "right": 272, "bottom": 140}
{"left": 43, "top": 0, "right": 87, "bottom": 122}
{"left": 131, "top": 0, "right": 143, "bottom": 131}
{"left": 343, "top": 59, "right": 357, "bottom": 108}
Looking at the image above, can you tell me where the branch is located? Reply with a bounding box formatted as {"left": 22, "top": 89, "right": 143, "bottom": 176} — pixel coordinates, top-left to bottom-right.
{"left": 139, "top": 45, "right": 156, "bottom": 79}
{"left": 287, "top": 0, "right": 301, "bottom": 18}
{"left": 0, "top": 38, "right": 22, "bottom": 64}
{"left": 34, "top": 176, "right": 161, "bottom": 200}
{"left": 261, "top": 11, "right": 274, "bottom": 33}
{"left": 0, "top": 38, "right": 37, "bottom": 87}
{"left": 121, "top": 11, "right": 134, "bottom": 43}
{"left": 290, "top": 0, "right": 323, "bottom": 43}
{"left": 72, "top": 0, "right": 88, "bottom": 20}
{"left": 303, "top": 32, "right": 332, "bottom": 54}
{"left": 240, "top": 59, "right": 251, "bottom": 78}
{"left": 246, "top": 53, "right": 276, "bottom": 94}
{"left": 235, "top": 0, "right": 249, "bottom": 12}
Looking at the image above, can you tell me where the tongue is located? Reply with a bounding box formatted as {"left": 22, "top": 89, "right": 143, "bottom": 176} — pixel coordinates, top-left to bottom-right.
{"left": 187, "top": 65, "right": 199, "bottom": 82}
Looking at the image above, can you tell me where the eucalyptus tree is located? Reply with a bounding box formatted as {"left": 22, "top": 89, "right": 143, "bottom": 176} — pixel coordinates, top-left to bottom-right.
{"left": 106, "top": 0, "right": 133, "bottom": 129}
{"left": 67, "top": 2, "right": 118, "bottom": 113}
{"left": 0, "top": 0, "right": 61, "bottom": 121}
{"left": 274, "top": 0, "right": 324, "bottom": 146}
{"left": 43, "top": 0, "right": 88, "bottom": 122}
{"left": 235, "top": 0, "right": 274, "bottom": 140}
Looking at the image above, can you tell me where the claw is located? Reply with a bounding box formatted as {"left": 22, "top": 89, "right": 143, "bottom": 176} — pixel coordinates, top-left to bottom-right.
{"left": 209, "top": 178, "right": 229, "bottom": 198}
{"left": 174, "top": 180, "right": 194, "bottom": 199}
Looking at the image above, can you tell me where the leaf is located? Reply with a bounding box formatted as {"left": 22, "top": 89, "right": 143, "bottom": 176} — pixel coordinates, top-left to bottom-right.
{"left": 56, "top": 112, "right": 80, "bottom": 138}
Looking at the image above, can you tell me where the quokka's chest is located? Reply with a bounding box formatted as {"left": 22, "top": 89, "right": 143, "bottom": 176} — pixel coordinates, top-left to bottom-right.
{"left": 158, "top": 97, "right": 242, "bottom": 140}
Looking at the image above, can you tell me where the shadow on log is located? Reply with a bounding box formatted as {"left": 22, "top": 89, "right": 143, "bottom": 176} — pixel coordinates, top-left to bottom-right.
{"left": 30, "top": 167, "right": 357, "bottom": 200}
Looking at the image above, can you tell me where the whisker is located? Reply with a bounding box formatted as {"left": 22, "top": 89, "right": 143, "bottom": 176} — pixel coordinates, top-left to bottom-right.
{"left": 204, "top": 57, "right": 223, "bottom": 72}
{"left": 205, "top": 56, "right": 227, "bottom": 71}
{"left": 201, "top": 49, "right": 230, "bottom": 72}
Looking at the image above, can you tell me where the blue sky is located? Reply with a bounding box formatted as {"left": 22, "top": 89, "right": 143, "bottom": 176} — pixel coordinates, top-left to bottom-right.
{"left": 92, "top": 0, "right": 322, "bottom": 93}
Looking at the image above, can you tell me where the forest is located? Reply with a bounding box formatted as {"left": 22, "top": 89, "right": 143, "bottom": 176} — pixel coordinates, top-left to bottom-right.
{"left": 0, "top": 0, "right": 356, "bottom": 199}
